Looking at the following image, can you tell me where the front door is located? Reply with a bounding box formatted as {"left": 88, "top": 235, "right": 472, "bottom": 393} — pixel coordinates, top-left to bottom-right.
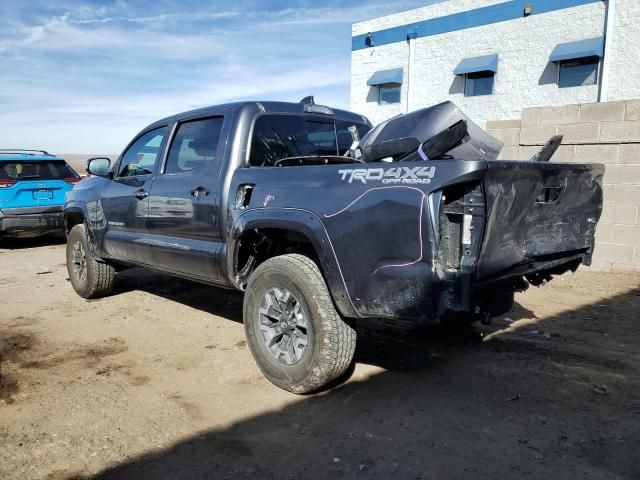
{"left": 99, "top": 126, "right": 169, "bottom": 265}
{"left": 146, "top": 116, "right": 226, "bottom": 280}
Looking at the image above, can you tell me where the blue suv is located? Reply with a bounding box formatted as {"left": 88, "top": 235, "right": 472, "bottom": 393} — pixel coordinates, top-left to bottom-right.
{"left": 0, "top": 149, "right": 80, "bottom": 238}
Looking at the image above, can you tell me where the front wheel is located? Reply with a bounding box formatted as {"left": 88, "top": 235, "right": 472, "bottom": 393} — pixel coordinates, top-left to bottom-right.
{"left": 66, "top": 224, "right": 115, "bottom": 299}
{"left": 243, "top": 254, "right": 356, "bottom": 394}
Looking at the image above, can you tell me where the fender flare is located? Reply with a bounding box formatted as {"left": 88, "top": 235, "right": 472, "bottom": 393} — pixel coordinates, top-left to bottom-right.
{"left": 64, "top": 200, "right": 102, "bottom": 258}
{"left": 227, "top": 207, "right": 360, "bottom": 319}
{"left": 63, "top": 200, "right": 89, "bottom": 231}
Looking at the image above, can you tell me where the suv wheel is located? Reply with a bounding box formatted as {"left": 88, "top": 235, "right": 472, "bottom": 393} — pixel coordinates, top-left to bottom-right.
{"left": 66, "top": 224, "right": 115, "bottom": 299}
{"left": 243, "top": 254, "right": 356, "bottom": 394}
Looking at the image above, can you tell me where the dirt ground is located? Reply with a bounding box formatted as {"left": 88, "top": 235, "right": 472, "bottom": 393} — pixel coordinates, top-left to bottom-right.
{"left": 1, "top": 237, "right": 639, "bottom": 480}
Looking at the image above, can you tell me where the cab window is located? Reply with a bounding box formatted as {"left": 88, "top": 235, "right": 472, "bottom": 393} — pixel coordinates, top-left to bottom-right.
{"left": 165, "top": 117, "right": 224, "bottom": 174}
{"left": 249, "top": 115, "right": 371, "bottom": 167}
{"left": 118, "top": 127, "right": 168, "bottom": 177}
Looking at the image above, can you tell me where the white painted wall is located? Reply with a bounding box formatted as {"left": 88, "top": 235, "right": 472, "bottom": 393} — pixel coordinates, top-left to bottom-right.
{"left": 351, "top": 1, "right": 612, "bottom": 127}
{"left": 606, "top": 0, "right": 640, "bottom": 101}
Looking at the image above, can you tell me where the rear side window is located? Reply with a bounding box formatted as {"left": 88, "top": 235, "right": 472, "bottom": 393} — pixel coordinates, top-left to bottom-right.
{"left": 250, "top": 115, "right": 337, "bottom": 167}
{"left": 165, "top": 117, "right": 224, "bottom": 174}
{"left": 0, "top": 161, "right": 77, "bottom": 181}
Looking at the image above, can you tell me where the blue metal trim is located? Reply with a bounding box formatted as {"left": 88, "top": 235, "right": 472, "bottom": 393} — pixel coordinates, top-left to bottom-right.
{"left": 454, "top": 54, "right": 499, "bottom": 75}
{"left": 352, "top": 0, "right": 602, "bottom": 51}
{"left": 367, "top": 68, "right": 404, "bottom": 86}
{"left": 550, "top": 37, "right": 604, "bottom": 62}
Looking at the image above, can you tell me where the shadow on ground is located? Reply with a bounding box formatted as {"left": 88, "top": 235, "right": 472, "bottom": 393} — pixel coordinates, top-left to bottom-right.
{"left": 0, "top": 233, "right": 66, "bottom": 250}
{"left": 112, "top": 268, "right": 245, "bottom": 323}
{"left": 79, "top": 274, "right": 640, "bottom": 480}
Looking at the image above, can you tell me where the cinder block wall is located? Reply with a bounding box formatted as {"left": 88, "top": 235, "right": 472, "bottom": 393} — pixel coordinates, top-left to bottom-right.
{"left": 487, "top": 100, "right": 640, "bottom": 272}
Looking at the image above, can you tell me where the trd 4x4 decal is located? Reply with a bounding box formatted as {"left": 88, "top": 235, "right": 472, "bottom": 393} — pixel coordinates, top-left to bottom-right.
{"left": 338, "top": 166, "right": 436, "bottom": 185}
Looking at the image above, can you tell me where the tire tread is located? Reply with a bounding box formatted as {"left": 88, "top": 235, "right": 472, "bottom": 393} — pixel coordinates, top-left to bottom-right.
{"left": 244, "top": 254, "right": 356, "bottom": 394}
{"left": 67, "top": 224, "right": 115, "bottom": 299}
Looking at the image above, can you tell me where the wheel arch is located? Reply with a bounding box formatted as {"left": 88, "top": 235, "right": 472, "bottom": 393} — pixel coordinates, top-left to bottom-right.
{"left": 228, "top": 208, "right": 359, "bottom": 319}
{"left": 63, "top": 202, "right": 86, "bottom": 233}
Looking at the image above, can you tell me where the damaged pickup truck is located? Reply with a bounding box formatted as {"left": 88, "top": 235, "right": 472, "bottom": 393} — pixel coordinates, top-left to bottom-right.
{"left": 64, "top": 99, "right": 604, "bottom": 393}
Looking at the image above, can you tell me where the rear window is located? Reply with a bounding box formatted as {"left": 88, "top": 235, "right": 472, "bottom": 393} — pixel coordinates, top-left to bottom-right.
{"left": 249, "top": 115, "right": 371, "bottom": 167}
{"left": 0, "top": 161, "right": 78, "bottom": 181}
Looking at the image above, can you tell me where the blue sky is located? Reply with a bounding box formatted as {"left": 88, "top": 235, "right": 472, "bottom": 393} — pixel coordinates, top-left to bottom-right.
{"left": 0, "top": 0, "right": 435, "bottom": 153}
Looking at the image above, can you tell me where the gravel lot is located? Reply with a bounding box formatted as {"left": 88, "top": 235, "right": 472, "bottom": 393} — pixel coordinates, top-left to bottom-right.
{"left": 1, "top": 237, "right": 639, "bottom": 480}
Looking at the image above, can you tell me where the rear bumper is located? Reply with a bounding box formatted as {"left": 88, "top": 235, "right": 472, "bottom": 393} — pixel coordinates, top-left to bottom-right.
{"left": 0, "top": 207, "right": 64, "bottom": 237}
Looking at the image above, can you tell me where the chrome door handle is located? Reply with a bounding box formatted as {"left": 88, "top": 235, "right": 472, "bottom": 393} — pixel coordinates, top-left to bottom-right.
{"left": 134, "top": 189, "right": 148, "bottom": 200}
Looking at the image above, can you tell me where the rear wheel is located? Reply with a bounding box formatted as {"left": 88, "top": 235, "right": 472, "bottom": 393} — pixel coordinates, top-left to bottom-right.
{"left": 66, "top": 224, "right": 115, "bottom": 299}
{"left": 243, "top": 254, "right": 356, "bottom": 394}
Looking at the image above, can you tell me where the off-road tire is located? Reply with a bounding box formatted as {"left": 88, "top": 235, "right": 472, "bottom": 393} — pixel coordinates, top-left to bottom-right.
{"left": 66, "top": 224, "right": 115, "bottom": 299}
{"left": 243, "top": 254, "right": 356, "bottom": 394}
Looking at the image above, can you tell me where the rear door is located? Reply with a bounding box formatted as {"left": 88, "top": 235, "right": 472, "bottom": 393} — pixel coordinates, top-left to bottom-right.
{"left": 0, "top": 160, "right": 78, "bottom": 212}
{"left": 145, "top": 116, "right": 227, "bottom": 280}
{"left": 99, "top": 126, "right": 169, "bottom": 265}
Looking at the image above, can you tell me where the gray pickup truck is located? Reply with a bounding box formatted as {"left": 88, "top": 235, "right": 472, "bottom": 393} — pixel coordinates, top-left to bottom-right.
{"left": 64, "top": 100, "right": 604, "bottom": 393}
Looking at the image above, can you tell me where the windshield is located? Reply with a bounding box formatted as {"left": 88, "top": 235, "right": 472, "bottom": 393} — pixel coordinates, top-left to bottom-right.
{"left": 0, "top": 160, "right": 78, "bottom": 181}
{"left": 249, "top": 115, "right": 371, "bottom": 167}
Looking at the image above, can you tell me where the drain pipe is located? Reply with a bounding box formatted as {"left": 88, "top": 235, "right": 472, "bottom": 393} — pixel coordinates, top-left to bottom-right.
{"left": 599, "top": 0, "right": 615, "bottom": 102}
{"left": 407, "top": 28, "right": 418, "bottom": 113}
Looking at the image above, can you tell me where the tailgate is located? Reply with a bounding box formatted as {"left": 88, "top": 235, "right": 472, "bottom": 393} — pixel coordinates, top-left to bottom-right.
{"left": 476, "top": 160, "right": 604, "bottom": 280}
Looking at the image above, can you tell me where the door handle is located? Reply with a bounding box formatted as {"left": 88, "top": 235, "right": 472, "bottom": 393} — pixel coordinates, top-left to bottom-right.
{"left": 190, "top": 186, "right": 210, "bottom": 198}
{"left": 134, "top": 189, "right": 148, "bottom": 200}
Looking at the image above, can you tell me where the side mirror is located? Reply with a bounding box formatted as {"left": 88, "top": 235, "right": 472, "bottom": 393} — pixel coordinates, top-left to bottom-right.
{"left": 86, "top": 157, "right": 111, "bottom": 177}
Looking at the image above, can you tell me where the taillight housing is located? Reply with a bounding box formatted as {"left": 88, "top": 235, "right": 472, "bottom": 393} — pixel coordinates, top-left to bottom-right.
{"left": 0, "top": 179, "right": 16, "bottom": 188}
{"left": 64, "top": 177, "right": 80, "bottom": 185}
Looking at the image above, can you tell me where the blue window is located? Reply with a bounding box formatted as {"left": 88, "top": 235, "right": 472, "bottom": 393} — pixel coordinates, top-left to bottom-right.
{"left": 379, "top": 86, "right": 401, "bottom": 104}
{"left": 464, "top": 71, "right": 494, "bottom": 97}
{"left": 367, "top": 68, "right": 403, "bottom": 105}
{"left": 550, "top": 37, "right": 603, "bottom": 88}
{"left": 558, "top": 58, "right": 599, "bottom": 88}
{"left": 454, "top": 54, "right": 497, "bottom": 97}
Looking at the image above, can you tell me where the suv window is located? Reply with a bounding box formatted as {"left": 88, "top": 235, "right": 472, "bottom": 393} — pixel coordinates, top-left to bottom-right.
{"left": 0, "top": 160, "right": 78, "bottom": 181}
{"left": 165, "top": 117, "right": 224, "bottom": 174}
{"left": 118, "top": 127, "right": 168, "bottom": 177}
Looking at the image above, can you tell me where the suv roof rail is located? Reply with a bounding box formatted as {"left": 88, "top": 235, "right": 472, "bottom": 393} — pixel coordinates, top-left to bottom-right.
{"left": 0, "top": 149, "right": 53, "bottom": 156}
